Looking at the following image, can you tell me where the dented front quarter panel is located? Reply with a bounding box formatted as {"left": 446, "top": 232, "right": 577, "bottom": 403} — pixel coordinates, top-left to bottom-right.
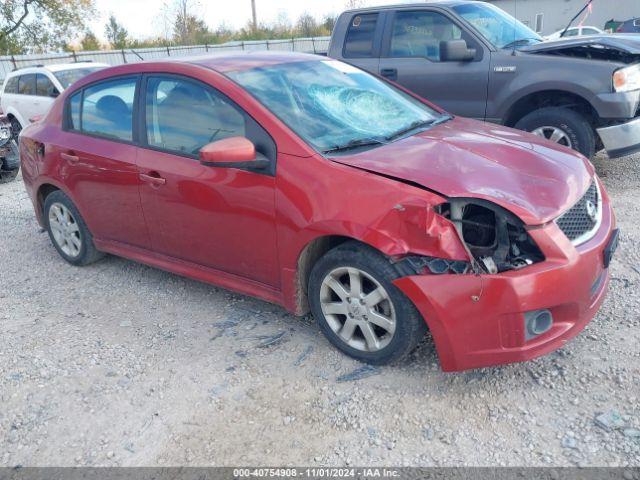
{"left": 276, "top": 152, "right": 470, "bottom": 312}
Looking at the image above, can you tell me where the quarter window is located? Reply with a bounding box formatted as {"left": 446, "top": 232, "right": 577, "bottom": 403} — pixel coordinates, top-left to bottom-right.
{"left": 36, "top": 74, "right": 58, "bottom": 97}
{"left": 390, "top": 11, "right": 463, "bottom": 61}
{"left": 344, "top": 13, "right": 379, "bottom": 58}
{"left": 80, "top": 78, "right": 137, "bottom": 141}
{"left": 18, "top": 74, "right": 36, "bottom": 95}
{"left": 4, "top": 77, "right": 18, "bottom": 94}
{"left": 144, "top": 76, "right": 245, "bottom": 155}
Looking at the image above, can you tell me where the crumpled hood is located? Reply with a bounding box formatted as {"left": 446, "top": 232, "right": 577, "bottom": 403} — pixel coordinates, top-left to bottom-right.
{"left": 330, "top": 117, "right": 594, "bottom": 225}
{"left": 522, "top": 34, "right": 640, "bottom": 54}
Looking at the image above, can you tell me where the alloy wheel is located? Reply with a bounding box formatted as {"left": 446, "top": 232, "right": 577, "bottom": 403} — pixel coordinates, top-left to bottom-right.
{"left": 48, "top": 202, "right": 82, "bottom": 258}
{"left": 319, "top": 266, "right": 396, "bottom": 352}
{"left": 531, "top": 126, "right": 573, "bottom": 148}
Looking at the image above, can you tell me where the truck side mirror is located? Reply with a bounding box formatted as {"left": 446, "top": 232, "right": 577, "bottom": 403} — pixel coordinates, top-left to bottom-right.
{"left": 440, "top": 40, "right": 476, "bottom": 62}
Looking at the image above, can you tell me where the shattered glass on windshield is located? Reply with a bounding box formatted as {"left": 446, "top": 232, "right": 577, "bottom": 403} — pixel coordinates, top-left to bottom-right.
{"left": 228, "top": 60, "right": 439, "bottom": 153}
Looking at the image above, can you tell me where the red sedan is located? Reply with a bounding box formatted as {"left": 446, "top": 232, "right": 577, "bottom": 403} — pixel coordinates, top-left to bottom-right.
{"left": 19, "top": 53, "right": 618, "bottom": 371}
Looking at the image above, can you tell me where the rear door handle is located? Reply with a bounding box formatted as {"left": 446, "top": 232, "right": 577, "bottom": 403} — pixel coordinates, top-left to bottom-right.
{"left": 139, "top": 172, "right": 166, "bottom": 186}
{"left": 380, "top": 68, "right": 398, "bottom": 80}
{"left": 60, "top": 152, "right": 79, "bottom": 164}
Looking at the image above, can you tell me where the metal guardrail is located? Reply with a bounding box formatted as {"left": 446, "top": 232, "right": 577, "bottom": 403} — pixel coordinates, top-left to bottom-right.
{"left": 0, "top": 36, "right": 331, "bottom": 82}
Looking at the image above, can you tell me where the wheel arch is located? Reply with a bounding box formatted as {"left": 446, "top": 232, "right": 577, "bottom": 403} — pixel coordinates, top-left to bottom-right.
{"left": 502, "top": 89, "right": 599, "bottom": 128}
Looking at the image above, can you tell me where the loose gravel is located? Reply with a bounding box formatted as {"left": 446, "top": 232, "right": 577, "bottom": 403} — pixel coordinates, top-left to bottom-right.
{"left": 0, "top": 151, "right": 639, "bottom": 467}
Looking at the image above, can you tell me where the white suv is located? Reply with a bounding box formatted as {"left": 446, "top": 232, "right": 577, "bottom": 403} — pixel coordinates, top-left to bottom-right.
{"left": 0, "top": 62, "right": 107, "bottom": 137}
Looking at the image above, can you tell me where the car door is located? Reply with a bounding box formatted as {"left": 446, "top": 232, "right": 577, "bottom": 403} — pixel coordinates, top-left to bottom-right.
{"left": 378, "top": 9, "right": 490, "bottom": 119}
{"left": 59, "top": 76, "right": 150, "bottom": 249}
{"left": 136, "top": 74, "right": 279, "bottom": 287}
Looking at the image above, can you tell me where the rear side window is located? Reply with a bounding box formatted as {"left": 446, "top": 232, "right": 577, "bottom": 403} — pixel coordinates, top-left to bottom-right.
{"left": 4, "top": 76, "right": 18, "bottom": 94}
{"left": 18, "top": 74, "right": 36, "bottom": 95}
{"left": 36, "top": 74, "right": 58, "bottom": 97}
{"left": 78, "top": 77, "right": 137, "bottom": 141}
{"left": 343, "top": 13, "right": 379, "bottom": 58}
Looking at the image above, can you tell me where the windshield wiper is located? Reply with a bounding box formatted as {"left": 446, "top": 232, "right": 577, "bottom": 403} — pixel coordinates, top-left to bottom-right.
{"left": 322, "top": 137, "right": 387, "bottom": 154}
{"left": 502, "top": 37, "right": 541, "bottom": 49}
{"left": 385, "top": 114, "right": 452, "bottom": 142}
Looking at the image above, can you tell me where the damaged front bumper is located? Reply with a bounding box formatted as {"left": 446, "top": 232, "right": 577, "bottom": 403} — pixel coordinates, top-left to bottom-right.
{"left": 393, "top": 194, "right": 616, "bottom": 372}
{"left": 597, "top": 115, "right": 640, "bottom": 159}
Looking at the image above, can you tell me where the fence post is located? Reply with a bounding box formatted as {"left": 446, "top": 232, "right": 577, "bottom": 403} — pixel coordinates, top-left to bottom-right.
{"left": 71, "top": 50, "right": 77, "bottom": 63}
{"left": 311, "top": 37, "right": 316, "bottom": 54}
{"left": 266, "top": 40, "right": 269, "bottom": 51}
{"left": 121, "top": 49, "right": 127, "bottom": 63}
{"left": 10, "top": 55, "right": 17, "bottom": 70}
{"left": 205, "top": 44, "right": 209, "bottom": 52}
{"left": 241, "top": 41, "right": 245, "bottom": 51}
{"left": 291, "top": 38, "right": 295, "bottom": 52}
{"left": 167, "top": 46, "right": 171, "bottom": 56}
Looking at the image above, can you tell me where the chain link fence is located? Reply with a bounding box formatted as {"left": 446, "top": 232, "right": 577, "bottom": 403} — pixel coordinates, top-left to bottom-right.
{"left": 0, "top": 37, "right": 331, "bottom": 82}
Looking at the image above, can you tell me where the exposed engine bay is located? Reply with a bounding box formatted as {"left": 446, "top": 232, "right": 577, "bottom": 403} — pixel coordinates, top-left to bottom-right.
{"left": 435, "top": 199, "right": 545, "bottom": 274}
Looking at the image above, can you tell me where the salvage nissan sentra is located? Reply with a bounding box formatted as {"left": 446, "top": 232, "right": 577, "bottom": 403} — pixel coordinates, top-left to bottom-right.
{"left": 19, "top": 52, "right": 618, "bottom": 371}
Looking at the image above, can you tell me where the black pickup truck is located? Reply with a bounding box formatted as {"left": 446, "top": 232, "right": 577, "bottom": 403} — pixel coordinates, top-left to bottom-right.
{"left": 328, "top": 1, "right": 640, "bottom": 159}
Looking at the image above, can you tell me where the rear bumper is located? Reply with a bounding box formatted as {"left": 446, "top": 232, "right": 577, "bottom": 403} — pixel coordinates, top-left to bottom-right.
{"left": 597, "top": 116, "right": 640, "bottom": 158}
{"left": 394, "top": 193, "right": 616, "bottom": 372}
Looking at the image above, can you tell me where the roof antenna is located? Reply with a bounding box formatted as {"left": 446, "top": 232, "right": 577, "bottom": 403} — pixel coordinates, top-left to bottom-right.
{"left": 561, "top": 0, "right": 594, "bottom": 38}
{"left": 511, "top": 0, "right": 518, "bottom": 56}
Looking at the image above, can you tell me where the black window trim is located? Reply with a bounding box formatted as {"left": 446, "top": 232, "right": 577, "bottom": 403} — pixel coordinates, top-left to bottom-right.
{"left": 342, "top": 11, "right": 386, "bottom": 59}
{"left": 62, "top": 74, "right": 142, "bottom": 146}
{"left": 138, "top": 72, "right": 277, "bottom": 176}
{"left": 381, "top": 7, "right": 485, "bottom": 61}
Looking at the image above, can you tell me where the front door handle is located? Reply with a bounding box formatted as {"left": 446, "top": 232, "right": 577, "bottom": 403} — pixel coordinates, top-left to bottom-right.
{"left": 139, "top": 172, "right": 166, "bottom": 187}
{"left": 380, "top": 68, "right": 398, "bottom": 80}
{"left": 60, "top": 152, "right": 79, "bottom": 164}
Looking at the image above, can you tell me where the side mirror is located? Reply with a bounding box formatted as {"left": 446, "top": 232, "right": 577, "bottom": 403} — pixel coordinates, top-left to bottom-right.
{"left": 440, "top": 39, "right": 476, "bottom": 62}
{"left": 199, "top": 136, "right": 269, "bottom": 170}
{"left": 49, "top": 89, "right": 60, "bottom": 98}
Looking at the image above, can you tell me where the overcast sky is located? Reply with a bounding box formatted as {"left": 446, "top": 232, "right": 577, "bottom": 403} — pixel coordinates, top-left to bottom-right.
{"left": 89, "top": 0, "right": 407, "bottom": 41}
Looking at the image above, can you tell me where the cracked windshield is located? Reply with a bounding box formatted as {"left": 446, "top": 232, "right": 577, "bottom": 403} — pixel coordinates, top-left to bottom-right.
{"left": 228, "top": 60, "right": 442, "bottom": 153}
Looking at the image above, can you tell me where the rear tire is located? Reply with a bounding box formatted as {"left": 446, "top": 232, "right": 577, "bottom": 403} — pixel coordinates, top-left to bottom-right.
{"left": 0, "top": 168, "right": 18, "bottom": 183}
{"left": 43, "top": 190, "right": 105, "bottom": 266}
{"left": 9, "top": 117, "right": 21, "bottom": 141}
{"left": 515, "top": 107, "right": 595, "bottom": 159}
{"left": 308, "top": 241, "right": 427, "bottom": 365}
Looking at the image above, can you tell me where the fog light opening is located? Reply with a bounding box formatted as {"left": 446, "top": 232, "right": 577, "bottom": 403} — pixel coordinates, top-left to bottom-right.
{"left": 524, "top": 310, "right": 553, "bottom": 341}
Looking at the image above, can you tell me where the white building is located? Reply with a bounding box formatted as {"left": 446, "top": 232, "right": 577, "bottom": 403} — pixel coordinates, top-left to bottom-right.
{"left": 485, "top": 0, "right": 639, "bottom": 36}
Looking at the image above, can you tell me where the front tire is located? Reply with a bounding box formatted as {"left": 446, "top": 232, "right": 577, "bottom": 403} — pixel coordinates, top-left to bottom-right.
{"left": 308, "top": 241, "right": 427, "bottom": 365}
{"left": 515, "top": 107, "right": 595, "bottom": 159}
{"left": 44, "top": 190, "right": 105, "bottom": 266}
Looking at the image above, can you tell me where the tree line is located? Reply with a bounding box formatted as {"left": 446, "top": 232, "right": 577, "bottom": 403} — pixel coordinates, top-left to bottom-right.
{"left": 0, "top": 0, "right": 366, "bottom": 55}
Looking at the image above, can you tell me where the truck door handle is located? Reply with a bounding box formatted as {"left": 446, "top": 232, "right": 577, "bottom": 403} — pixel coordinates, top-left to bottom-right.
{"left": 139, "top": 172, "right": 166, "bottom": 187}
{"left": 380, "top": 68, "right": 398, "bottom": 80}
{"left": 60, "top": 152, "right": 79, "bottom": 164}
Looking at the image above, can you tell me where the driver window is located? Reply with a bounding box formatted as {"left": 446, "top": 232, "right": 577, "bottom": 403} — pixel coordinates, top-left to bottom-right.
{"left": 390, "top": 11, "right": 463, "bottom": 61}
{"left": 145, "top": 76, "right": 245, "bottom": 155}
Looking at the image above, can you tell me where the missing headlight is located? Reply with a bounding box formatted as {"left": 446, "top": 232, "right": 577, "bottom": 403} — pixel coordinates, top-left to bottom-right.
{"left": 436, "top": 199, "right": 544, "bottom": 274}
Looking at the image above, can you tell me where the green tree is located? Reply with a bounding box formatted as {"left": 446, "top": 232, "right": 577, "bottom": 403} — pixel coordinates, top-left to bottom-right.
{"left": 80, "top": 30, "right": 100, "bottom": 50}
{"left": 0, "top": 0, "right": 95, "bottom": 54}
{"left": 105, "top": 14, "right": 128, "bottom": 49}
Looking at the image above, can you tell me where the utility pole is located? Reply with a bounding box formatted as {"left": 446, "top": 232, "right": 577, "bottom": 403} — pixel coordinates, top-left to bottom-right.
{"left": 251, "top": 0, "right": 257, "bottom": 30}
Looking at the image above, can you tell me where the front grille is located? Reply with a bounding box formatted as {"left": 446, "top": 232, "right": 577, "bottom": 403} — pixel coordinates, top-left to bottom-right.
{"left": 556, "top": 180, "right": 600, "bottom": 244}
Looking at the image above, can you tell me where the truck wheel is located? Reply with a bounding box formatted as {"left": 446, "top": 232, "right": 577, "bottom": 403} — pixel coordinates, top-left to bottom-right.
{"left": 308, "top": 241, "right": 427, "bottom": 365}
{"left": 515, "top": 107, "right": 595, "bottom": 159}
{"left": 44, "top": 190, "right": 105, "bottom": 266}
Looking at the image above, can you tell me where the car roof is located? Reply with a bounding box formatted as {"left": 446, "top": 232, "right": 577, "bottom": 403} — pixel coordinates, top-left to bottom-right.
{"left": 7, "top": 62, "right": 108, "bottom": 76}
{"left": 147, "top": 51, "right": 321, "bottom": 74}
{"left": 342, "top": 0, "right": 483, "bottom": 13}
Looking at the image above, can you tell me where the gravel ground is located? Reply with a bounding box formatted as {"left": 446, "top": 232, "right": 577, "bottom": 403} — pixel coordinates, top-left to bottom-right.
{"left": 1, "top": 151, "right": 639, "bottom": 468}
